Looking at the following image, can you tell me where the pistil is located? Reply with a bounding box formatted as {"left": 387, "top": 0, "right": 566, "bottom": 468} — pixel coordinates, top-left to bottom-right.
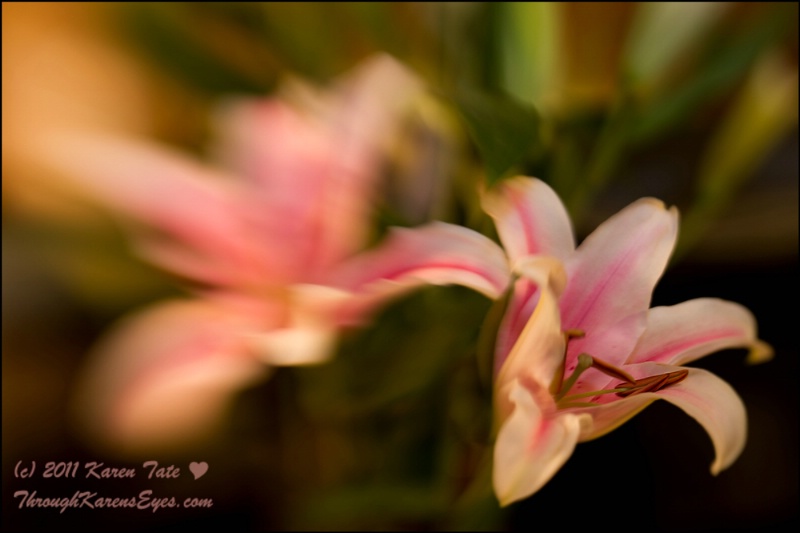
{"left": 554, "top": 353, "right": 690, "bottom": 408}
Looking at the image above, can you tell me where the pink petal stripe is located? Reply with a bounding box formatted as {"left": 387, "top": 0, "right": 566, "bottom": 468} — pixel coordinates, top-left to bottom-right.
{"left": 482, "top": 176, "right": 575, "bottom": 266}
{"left": 560, "top": 198, "right": 678, "bottom": 370}
{"left": 330, "top": 221, "right": 509, "bottom": 298}
{"left": 493, "top": 379, "right": 590, "bottom": 506}
{"left": 41, "top": 132, "right": 265, "bottom": 288}
{"left": 628, "top": 298, "right": 773, "bottom": 366}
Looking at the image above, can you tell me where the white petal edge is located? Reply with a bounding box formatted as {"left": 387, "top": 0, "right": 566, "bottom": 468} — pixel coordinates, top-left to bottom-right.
{"left": 493, "top": 379, "right": 591, "bottom": 506}
{"left": 248, "top": 284, "right": 350, "bottom": 366}
{"left": 70, "top": 300, "right": 267, "bottom": 456}
{"left": 628, "top": 298, "right": 774, "bottom": 366}
{"left": 328, "top": 221, "right": 511, "bottom": 325}
{"left": 577, "top": 362, "right": 748, "bottom": 476}
{"left": 481, "top": 176, "right": 575, "bottom": 267}
{"left": 648, "top": 365, "right": 748, "bottom": 475}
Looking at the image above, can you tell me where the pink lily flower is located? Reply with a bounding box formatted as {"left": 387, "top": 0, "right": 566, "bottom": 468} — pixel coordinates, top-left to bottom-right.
{"left": 45, "top": 55, "right": 509, "bottom": 453}
{"left": 481, "top": 176, "right": 773, "bottom": 506}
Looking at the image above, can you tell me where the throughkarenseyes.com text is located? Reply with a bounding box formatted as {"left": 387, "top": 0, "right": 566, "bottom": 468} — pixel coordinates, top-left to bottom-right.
{"left": 13, "top": 489, "right": 213, "bottom": 513}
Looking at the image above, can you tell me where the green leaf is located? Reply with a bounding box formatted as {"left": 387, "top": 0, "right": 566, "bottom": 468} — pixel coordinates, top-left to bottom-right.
{"left": 452, "top": 89, "right": 542, "bottom": 186}
{"left": 497, "top": 1, "right": 562, "bottom": 113}
{"left": 623, "top": 2, "right": 729, "bottom": 94}
{"left": 631, "top": 4, "right": 792, "bottom": 143}
{"left": 675, "top": 51, "right": 799, "bottom": 260}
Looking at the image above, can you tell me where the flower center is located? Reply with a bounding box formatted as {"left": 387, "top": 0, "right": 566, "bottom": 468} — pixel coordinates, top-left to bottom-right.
{"left": 553, "top": 331, "right": 689, "bottom": 408}
{"left": 612, "top": 369, "right": 689, "bottom": 398}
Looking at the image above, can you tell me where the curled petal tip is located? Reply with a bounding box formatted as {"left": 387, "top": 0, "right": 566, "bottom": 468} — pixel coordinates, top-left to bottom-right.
{"left": 637, "top": 197, "right": 674, "bottom": 212}
{"left": 642, "top": 197, "right": 666, "bottom": 209}
{"left": 746, "top": 339, "right": 774, "bottom": 365}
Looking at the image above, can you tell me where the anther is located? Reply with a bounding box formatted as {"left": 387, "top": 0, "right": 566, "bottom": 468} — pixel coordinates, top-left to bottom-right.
{"left": 615, "top": 369, "right": 689, "bottom": 398}
{"left": 590, "top": 356, "right": 636, "bottom": 385}
{"left": 564, "top": 329, "right": 585, "bottom": 340}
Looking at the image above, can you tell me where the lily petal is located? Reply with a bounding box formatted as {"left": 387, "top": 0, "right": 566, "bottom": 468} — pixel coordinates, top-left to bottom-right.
{"left": 328, "top": 222, "right": 510, "bottom": 325}
{"left": 578, "top": 362, "right": 747, "bottom": 476}
{"left": 628, "top": 298, "right": 774, "bottom": 366}
{"left": 493, "top": 379, "right": 591, "bottom": 506}
{"left": 481, "top": 176, "right": 575, "bottom": 267}
{"left": 213, "top": 55, "right": 424, "bottom": 279}
{"left": 566, "top": 312, "right": 648, "bottom": 397}
{"left": 317, "top": 53, "right": 426, "bottom": 169}
{"left": 560, "top": 198, "right": 679, "bottom": 369}
{"left": 212, "top": 99, "right": 371, "bottom": 283}
{"left": 248, "top": 324, "right": 338, "bottom": 367}
{"left": 496, "top": 256, "right": 567, "bottom": 394}
{"left": 70, "top": 300, "right": 267, "bottom": 455}
{"left": 572, "top": 391, "right": 656, "bottom": 441}
{"left": 40, "top": 131, "right": 263, "bottom": 288}
{"left": 652, "top": 365, "right": 748, "bottom": 475}
{"left": 248, "top": 284, "right": 351, "bottom": 366}
{"left": 493, "top": 277, "right": 540, "bottom": 372}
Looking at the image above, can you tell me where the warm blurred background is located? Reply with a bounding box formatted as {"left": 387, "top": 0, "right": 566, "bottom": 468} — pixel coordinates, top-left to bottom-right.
{"left": 3, "top": 2, "right": 797, "bottom": 531}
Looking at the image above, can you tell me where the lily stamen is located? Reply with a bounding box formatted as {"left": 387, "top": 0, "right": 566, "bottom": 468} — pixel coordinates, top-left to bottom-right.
{"left": 555, "top": 352, "right": 634, "bottom": 401}
{"left": 554, "top": 353, "right": 593, "bottom": 401}
{"left": 564, "top": 329, "right": 585, "bottom": 340}
{"left": 554, "top": 354, "right": 689, "bottom": 407}
{"left": 615, "top": 369, "right": 689, "bottom": 398}
{"left": 550, "top": 329, "right": 587, "bottom": 395}
{"left": 555, "top": 353, "right": 635, "bottom": 401}
{"left": 589, "top": 355, "right": 636, "bottom": 384}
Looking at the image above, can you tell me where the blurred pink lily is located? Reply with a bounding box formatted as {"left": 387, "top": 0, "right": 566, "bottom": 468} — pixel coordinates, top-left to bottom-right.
{"left": 481, "top": 176, "right": 773, "bottom": 506}
{"left": 46, "top": 55, "right": 509, "bottom": 453}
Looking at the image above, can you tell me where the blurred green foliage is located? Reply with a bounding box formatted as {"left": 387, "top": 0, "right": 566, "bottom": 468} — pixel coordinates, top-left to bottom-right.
{"left": 114, "top": 2, "right": 797, "bottom": 245}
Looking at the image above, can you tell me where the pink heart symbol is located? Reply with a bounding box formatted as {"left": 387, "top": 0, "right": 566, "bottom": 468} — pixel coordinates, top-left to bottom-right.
{"left": 189, "top": 462, "right": 208, "bottom": 480}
